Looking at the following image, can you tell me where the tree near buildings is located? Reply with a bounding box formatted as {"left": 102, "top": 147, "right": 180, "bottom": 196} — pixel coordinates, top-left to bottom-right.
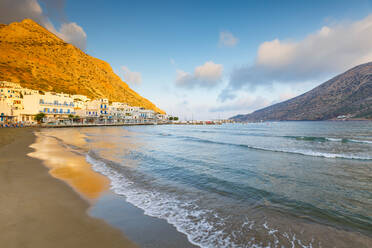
{"left": 34, "top": 113, "right": 45, "bottom": 123}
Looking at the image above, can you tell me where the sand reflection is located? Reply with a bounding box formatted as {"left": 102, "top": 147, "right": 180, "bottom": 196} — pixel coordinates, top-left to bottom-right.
{"left": 82, "top": 127, "right": 141, "bottom": 168}
{"left": 29, "top": 131, "right": 110, "bottom": 201}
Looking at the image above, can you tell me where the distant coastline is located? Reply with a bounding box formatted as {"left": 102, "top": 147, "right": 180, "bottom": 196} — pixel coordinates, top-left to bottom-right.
{"left": 230, "top": 62, "right": 372, "bottom": 122}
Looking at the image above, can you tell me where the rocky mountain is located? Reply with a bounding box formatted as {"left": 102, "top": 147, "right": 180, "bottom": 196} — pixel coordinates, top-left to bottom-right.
{"left": 231, "top": 62, "right": 372, "bottom": 121}
{"left": 0, "top": 19, "right": 164, "bottom": 113}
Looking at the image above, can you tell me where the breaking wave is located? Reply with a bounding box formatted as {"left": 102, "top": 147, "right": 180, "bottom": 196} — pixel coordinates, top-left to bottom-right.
{"left": 180, "top": 136, "right": 372, "bottom": 160}
{"left": 86, "top": 154, "right": 315, "bottom": 248}
{"left": 284, "top": 135, "right": 372, "bottom": 144}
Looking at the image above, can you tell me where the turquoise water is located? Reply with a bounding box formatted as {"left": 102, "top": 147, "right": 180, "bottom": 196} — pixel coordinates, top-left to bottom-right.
{"left": 66, "top": 122, "right": 372, "bottom": 247}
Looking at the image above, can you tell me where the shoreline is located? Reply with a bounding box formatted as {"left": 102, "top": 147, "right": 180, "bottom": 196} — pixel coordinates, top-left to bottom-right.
{"left": 0, "top": 122, "right": 225, "bottom": 129}
{"left": 0, "top": 128, "right": 138, "bottom": 248}
{"left": 30, "top": 127, "right": 199, "bottom": 248}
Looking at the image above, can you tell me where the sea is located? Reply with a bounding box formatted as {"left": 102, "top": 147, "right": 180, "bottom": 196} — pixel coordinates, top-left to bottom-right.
{"left": 35, "top": 122, "right": 372, "bottom": 248}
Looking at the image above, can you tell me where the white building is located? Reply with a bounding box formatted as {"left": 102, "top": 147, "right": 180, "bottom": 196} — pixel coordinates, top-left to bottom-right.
{"left": 0, "top": 99, "right": 13, "bottom": 123}
{"left": 23, "top": 92, "right": 75, "bottom": 122}
{"left": 0, "top": 81, "right": 166, "bottom": 124}
{"left": 76, "top": 99, "right": 110, "bottom": 120}
{"left": 140, "top": 109, "right": 155, "bottom": 119}
{"left": 0, "top": 81, "right": 25, "bottom": 112}
{"left": 156, "top": 113, "right": 168, "bottom": 121}
{"left": 98, "top": 99, "right": 109, "bottom": 117}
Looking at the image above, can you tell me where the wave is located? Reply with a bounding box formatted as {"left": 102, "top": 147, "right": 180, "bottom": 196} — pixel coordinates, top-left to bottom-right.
{"left": 157, "top": 131, "right": 372, "bottom": 146}
{"left": 348, "top": 139, "right": 372, "bottom": 144}
{"left": 181, "top": 136, "right": 372, "bottom": 160}
{"left": 284, "top": 135, "right": 372, "bottom": 144}
{"left": 86, "top": 154, "right": 315, "bottom": 248}
{"left": 86, "top": 154, "right": 241, "bottom": 247}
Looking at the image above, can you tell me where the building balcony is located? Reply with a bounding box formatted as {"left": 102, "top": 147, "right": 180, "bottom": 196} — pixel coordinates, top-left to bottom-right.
{"left": 40, "top": 110, "right": 76, "bottom": 115}
{"left": 39, "top": 102, "right": 74, "bottom": 107}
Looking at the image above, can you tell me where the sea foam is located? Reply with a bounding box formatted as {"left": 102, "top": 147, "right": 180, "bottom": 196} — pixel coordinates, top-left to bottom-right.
{"left": 86, "top": 153, "right": 315, "bottom": 248}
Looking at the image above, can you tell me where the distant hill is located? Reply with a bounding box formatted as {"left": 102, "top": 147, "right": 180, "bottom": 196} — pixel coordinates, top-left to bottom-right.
{"left": 0, "top": 19, "right": 164, "bottom": 113}
{"left": 231, "top": 62, "right": 372, "bottom": 121}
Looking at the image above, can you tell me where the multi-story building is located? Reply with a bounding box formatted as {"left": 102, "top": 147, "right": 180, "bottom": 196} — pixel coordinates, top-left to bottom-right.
{"left": 76, "top": 99, "right": 110, "bottom": 120}
{"left": 156, "top": 113, "right": 168, "bottom": 121}
{"left": 0, "top": 99, "right": 13, "bottom": 123}
{"left": 110, "top": 102, "right": 131, "bottom": 121}
{"left": 0, "top": 81, "right": 25, "bottom": 112}
{"left": 139, "top": 109, "right": 155, "bottom": 119}
{"left": 0, "top": 81, "right": 164, "bottom": 125}
{"left": 98, "top": 99, "right": 109, "bottom": 117}
{"left": 0, "top": 81, "right": 28, "bottom": 122}
{"left": 22, "top": 92, "right": 75, "bottom": 122}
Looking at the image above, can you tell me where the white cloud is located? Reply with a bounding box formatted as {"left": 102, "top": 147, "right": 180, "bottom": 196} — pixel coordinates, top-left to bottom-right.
{"left": 121, "top": 66, "right": 142, "bottom": 85}
{"left": 221, "top": 14, "right": 372, "bottom": 100}
{"left": 58, "top": 22, "right": 87, "bottom": 50}
{"left": 0, "top": 0, "right": 45, "bottom": 24}
{"left": 219, "top": 31, "right": 239, "bottom": 47}
{"left": 0, "top": 0, "right": 87, "bottom": 50}
{"left": 175, "top": 61, "right": 223, "bottom": 89}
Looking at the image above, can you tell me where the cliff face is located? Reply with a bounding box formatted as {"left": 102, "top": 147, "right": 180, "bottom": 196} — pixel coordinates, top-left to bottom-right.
{"left": 231, "top": 62, "right": 372, "bottom": 121}
{"left": 0, "top": 19, "right": 164, "bottom": 113}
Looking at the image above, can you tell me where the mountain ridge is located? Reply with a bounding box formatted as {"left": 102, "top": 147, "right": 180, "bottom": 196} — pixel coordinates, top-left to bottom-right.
{"left": 231, "top": 62, "right": 372, "bottom": 121}
{"left": 0, "top": 19, "right": 164, "bottom": 114}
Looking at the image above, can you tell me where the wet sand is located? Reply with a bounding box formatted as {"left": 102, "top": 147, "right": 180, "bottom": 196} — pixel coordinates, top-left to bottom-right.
{"left": 0, "top": 128, "right": 137, "bottom": 248}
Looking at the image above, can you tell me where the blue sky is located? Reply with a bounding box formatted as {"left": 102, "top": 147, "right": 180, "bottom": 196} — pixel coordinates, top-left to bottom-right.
{"left": 2, "top": 0, "right": 372, "bottom": 119}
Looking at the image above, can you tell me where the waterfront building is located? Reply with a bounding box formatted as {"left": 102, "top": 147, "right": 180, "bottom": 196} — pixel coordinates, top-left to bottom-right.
{"left": 0, "top": 81, "right": 25, "bottom": 111}
{"left": 156, "top": 113, "right": 168, "bottom": 121}
{"left": 139, "top": 109, "right": 156, "bottom": 119}
{"left": 76, "top": 100, "right": 99, "bottom": 119}
{"left": 0, "top": 81, "right": 164, "bottom": 125}
{"left": 98, "top": 99, "right": 109, "bottom": 117}
{"left": 0, "top": 99, "right": 13, "bottom": 123}
{"left": 23, "top": 92, "right": 75, "bottom": 123}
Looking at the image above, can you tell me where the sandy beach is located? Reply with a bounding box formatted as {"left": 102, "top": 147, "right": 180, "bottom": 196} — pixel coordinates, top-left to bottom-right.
{"left": 0, "top": 128, "right": 137, "bottom": 248}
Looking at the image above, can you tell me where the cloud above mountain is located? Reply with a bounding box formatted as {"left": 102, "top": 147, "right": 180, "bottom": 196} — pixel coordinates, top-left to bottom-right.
{"left": 219, "top": 31, "right": 239, "bottom": 47}
{"left": 121, "top": 66, "right": 142, "bottom": 86}
{"left": 58, "top": 22, "right": 87, "bottom": 51}
{"left": 219, "top": 14, "right": 372, "bottom": 101}
{"left": 175, "top": 61, "right": 223, "bottom": 89}
{"left": 0, "top": 0, "right": 87, "bottom": 50}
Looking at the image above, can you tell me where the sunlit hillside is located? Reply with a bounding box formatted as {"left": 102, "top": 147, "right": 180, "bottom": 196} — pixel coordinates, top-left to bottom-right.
{"left": 0, "top": 19, "right": 164, "bottom": 113}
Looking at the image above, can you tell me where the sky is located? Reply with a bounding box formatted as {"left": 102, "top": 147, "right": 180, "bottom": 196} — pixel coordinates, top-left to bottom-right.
{"left": 1, "top": 0, "right": 372, "bottom": 120}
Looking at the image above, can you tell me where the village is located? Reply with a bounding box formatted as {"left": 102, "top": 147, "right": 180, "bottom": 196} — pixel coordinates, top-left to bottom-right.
{"left": 0, "top": 81, "right": 171, "bottom": 126}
